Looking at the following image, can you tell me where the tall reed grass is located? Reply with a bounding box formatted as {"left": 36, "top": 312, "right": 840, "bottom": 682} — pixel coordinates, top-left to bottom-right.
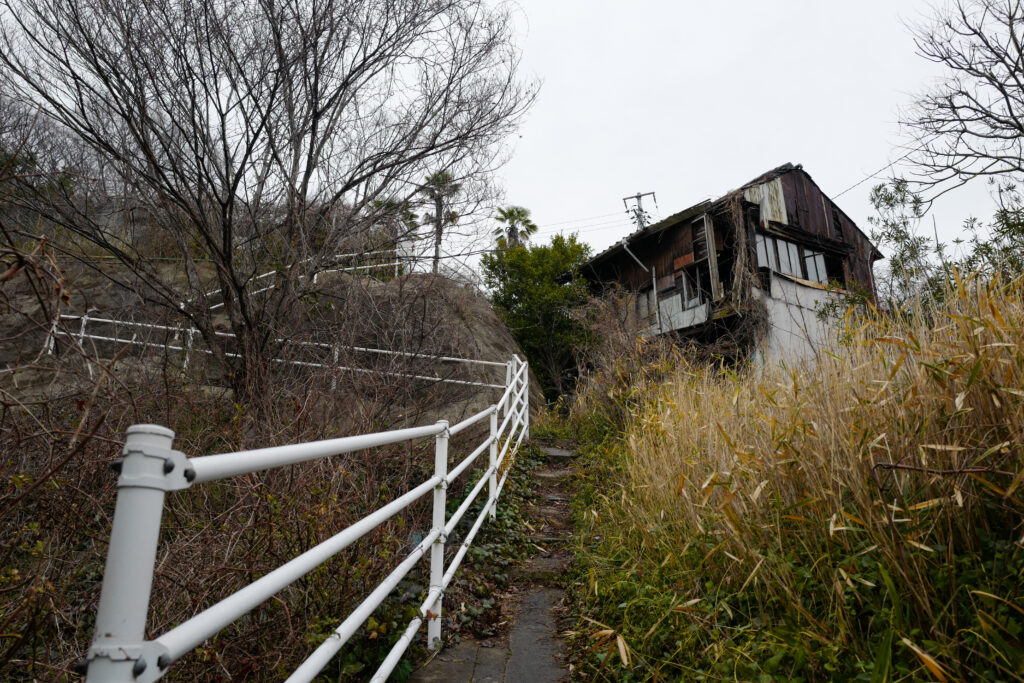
{"left": 569, "top": 274, "right": 1024, "bottom": 681}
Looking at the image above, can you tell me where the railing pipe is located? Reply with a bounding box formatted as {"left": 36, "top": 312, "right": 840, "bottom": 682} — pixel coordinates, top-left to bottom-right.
{"left": 446, "top": 436, "right": 494, "bottom": 485}
{"left": 86, "top": 425, "right": 176, "bottom": 682}
{"left": 442, "top": 490, "right": 497, "bottom": 589}
{"left": 448, "top": 404, "right": 496, "bottom": 436}
{"left": 427, "top": 421, "right": 448, "bottom": 650}
{"left": 495, "top": 393, "right": 520, "bottom": 441}
{"left": 157, "top": 474, "right": 441, "bottom": 664}
{"left": 369, "top": 616, "right": 423, "bottom": 683}
{"left": 189, "top": 423, "right": 444, "bottom": 483}
{"left": 488, "top": 410, "right": 498, "bottom": 520}
{"left": 444, "top": 464, "right": 495, "bottom": 536}
{"left": 284, "top": 528, "right": 441, "bottom": 683}
{"left": 78, "top": 356, "right": 530, "bottom": 680}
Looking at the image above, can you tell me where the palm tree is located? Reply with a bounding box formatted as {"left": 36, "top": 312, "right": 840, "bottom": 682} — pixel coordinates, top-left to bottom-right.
{"left": 420, "top": 172, "right": 462, "bottom": 274}
{"left": 495, "top": 206, "right": 537, "bottom": 248}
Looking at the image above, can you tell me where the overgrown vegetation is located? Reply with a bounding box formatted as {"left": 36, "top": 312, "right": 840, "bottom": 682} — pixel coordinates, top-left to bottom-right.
{"left": 0, "top": 224, "right": 533, "bottom": 680}
{"left": 556, "top": 272, "right": 1024, "bottom": 681}
{"left": 481, "top": 233, "right": 593, "bottom": 400}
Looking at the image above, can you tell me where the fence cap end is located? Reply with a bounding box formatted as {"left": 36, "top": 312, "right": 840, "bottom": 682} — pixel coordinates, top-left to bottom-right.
{"left": 126, "top": 424, "right": 175, "bottom": 439}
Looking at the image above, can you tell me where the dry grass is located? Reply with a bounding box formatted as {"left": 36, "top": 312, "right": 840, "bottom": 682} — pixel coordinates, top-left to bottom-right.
{"left": 569, "top": 273, "right": 1024, "bottom": 681}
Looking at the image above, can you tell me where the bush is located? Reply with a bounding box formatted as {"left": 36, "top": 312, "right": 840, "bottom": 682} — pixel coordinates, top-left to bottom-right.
{"left": 569, "top": 272, "right": 1024, "bottom": 681}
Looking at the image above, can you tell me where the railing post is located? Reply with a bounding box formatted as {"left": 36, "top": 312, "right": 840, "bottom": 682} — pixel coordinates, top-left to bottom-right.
{"left": 520, "top": 358, "right": 530, "bottom": 440}
{"left": 488, "top": 410, "right": 498, "bottom": 520}
{"left": 182, "top": 328, "right": 194, "bottom": 371}
{"left": 45, "top": 315, "right": 59, "bottom": 355}
{"left": 427, "top": 420, "right": 448, "bottom": 650}
{"left": 79, "top": 311, "right": 94, "bottom": 379}
{"left": 86, "top": 425, "right": 178, "bottom": 681}
{"left": 77, "top": 312, "right": 89, "bottom": 348}
{"left": 503, "top": 360, "right": 514, "bottom": 417}
{"left": 331, "top": 345, "right": 339, "bottom": 391}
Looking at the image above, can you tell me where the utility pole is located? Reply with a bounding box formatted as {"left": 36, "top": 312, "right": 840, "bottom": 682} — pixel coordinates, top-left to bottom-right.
{"left": 623, "top": 191, "right": 657, "bottom": 230}
{"left": 619, "top": 190, "right": 663, "bottom": 334}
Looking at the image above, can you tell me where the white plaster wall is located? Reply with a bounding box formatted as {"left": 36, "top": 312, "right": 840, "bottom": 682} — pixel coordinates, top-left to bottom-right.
{"left": 754, "top": 273, "right": 838, "bottom": 365}
{"left": 647, "top": 294, "right": 709, "bottom": 336}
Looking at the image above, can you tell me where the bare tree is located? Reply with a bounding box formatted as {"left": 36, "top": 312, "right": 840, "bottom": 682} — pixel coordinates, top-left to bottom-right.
{"left": 905, "top": 0, "right": 1024, "bottom": 198}
{"left": 0, "top": 0, "right": 535, "bottom": 399}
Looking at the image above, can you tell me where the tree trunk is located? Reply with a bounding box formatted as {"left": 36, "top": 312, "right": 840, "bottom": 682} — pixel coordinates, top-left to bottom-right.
{"left": 432, "top": 194, "right": 443, "bottom": 274}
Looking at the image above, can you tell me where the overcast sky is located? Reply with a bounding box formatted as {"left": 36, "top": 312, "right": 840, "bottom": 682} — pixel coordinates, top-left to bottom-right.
{"left": 497, "top": 0, "right": 993, "bottom": 259}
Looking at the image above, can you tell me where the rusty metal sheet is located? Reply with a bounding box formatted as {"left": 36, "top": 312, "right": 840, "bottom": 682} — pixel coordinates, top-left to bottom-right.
{"left": 674, "top": 253, "right": 694, "bottom": 270}
{"left": 742, "top": 177, "right": 788, "bottom": 225}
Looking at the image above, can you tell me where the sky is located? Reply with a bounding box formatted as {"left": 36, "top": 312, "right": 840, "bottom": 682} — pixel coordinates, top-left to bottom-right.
{"left": 497, "top": 0, "right": 995, "bottom": 260}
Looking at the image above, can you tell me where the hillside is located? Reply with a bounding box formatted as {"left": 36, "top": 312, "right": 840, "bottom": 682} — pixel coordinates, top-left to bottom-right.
{"left": 0, "top": 258, "right": 541, "bottom": 680}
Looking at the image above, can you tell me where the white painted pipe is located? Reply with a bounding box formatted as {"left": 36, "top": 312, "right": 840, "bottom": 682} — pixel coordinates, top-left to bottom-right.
{"left": 156, "top": 475, "right": 440, "bottom": 663}
{"left": 190, "top": 423, "right": 445, "bottom": 483}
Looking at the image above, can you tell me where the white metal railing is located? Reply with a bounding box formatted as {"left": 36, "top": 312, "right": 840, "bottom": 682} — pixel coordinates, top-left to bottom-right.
{"left": 81, "top": 355, "right": 530, "bottom": 682}
{"left": 48, "top": 314, "right": 506, "bottom": 389}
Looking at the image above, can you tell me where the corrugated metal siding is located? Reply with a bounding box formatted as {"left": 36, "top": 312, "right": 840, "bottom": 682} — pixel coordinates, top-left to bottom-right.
{"left": 587, "top": 167, "right": 881, "bottom": 314}
{"left": 742, "top": 178, "right": 788, "bottom": 225}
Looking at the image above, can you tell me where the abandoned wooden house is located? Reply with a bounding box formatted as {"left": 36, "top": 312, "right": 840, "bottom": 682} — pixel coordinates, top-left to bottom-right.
{"left": 579, "top": 163, "right": 883, "bottom": 362}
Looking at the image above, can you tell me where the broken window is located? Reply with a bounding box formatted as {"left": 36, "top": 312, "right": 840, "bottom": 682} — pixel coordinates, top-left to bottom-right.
{"left": 787, "top": 242, "right": 800, "bottom": 274}
{"left": 677, "top": 264, "right": 705, "bottom": 309}
{"left": 691, "top": 220, "right": 707, "bottom": 262}
{"left": 803, "top": 251, "right": 828, "bottom": 284}
{"left": 756, "top": 234, "right": 778, "bottom": 270}
{"left": 756, "top": 232, "right": 831, "bottom": 284}
{"left": 778, "top": 236, "right": 794, "bottom": 274}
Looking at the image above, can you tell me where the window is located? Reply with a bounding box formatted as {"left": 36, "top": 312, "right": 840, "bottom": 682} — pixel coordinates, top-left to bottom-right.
{"left": 804, "top": 252, "right": 819, "bottom": 282}
{"left": 787, "top": 242, "right": 800, "bottom": 275}
{"left": 756, "top": 234, "right": 769, "bottom": 268}
{"left": 678, "top": 265, "right": 704, "bottom": 309}
{"left": 803, "top": 251, "right": 827, "bottom": 283}
{"left": 757, "top": 232, "right": 831, "bottom": 283}
{"left": 776, "top": 238, "right": 792, "bottom": 274}
{"left": 692, "top": 220, "right": 708, "bottom": 262}
{"left": 756, "top": 233, "right": 780, "bottom": 271}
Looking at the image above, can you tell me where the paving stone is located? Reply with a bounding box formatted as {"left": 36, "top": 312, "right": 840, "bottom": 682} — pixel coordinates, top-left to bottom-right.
{"left": 538, "top": 446, "right": 576, "bottom": 459}
{"left": 506, "top": 588, "right": 568, "bottom": 682}
{"left": 412, "top": 443, "right": 576, "bottom": 682}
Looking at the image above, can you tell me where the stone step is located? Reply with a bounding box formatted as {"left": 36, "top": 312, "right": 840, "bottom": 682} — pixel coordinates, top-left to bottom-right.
{"left": 530, "top": 533, "right": 572, "bottom": 544}
{"left": 534, "top": 468, "right": 573, "bottom": 482}
{"left": 538, "top": 446, "right": 576, "bottom": 460}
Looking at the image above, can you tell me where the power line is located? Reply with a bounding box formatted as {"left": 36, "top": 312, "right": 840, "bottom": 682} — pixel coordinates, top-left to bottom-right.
{"left": 833, "top": 149, "right": 918, "bottom": 199}
{"left": 532, "top": 211, "right": 622, "bottom": 228}
{"left": 535, "top": 218, "right": 635, "bottom": 236}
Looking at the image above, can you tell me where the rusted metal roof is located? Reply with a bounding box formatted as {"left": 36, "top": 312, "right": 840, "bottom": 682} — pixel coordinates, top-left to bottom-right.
{"left": 578, "top": 162, "right": 881, "bottom": 272}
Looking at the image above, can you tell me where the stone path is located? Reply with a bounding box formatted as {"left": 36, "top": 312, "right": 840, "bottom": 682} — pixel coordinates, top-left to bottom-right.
{"left": 410, "top": 444, "right": 574, "bottom": 683}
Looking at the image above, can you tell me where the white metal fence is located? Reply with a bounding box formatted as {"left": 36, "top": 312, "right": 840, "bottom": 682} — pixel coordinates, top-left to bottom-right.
{"left": 81, "top": 355, "right": 530, "bottom": 682}
{"left": 48, "top": 314, "right": 508, "bottom": 390}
